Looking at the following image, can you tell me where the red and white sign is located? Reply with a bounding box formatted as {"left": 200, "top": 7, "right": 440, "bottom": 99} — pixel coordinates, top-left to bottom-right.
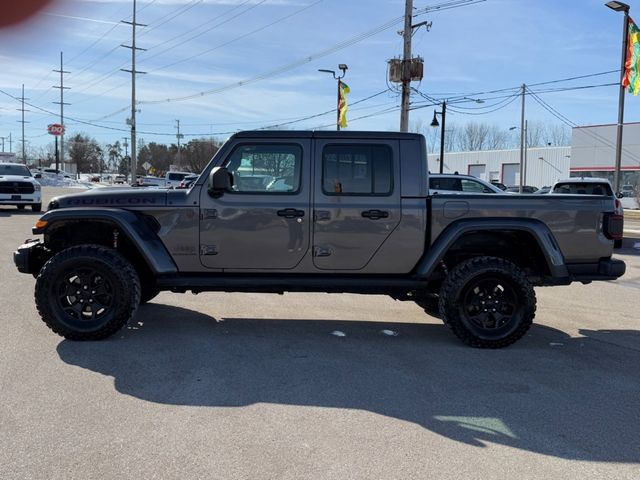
{"left": 47, "top": 124, "right": 65, "bottom": 136}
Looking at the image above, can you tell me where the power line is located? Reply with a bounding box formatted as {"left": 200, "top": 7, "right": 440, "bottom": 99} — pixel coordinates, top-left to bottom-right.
{"left": 526, "top": 86, "right": 640, "bottom": 166}
{"left": 148, "top": 0, "right": 323, "bottom": 74}
{"left": 139, "top": 0, "right": 485, "bottom": 105}
{"left": 142, "top": 0, "right": 265, "bottom": 63}
{"left": 139, "top": 0, "right": 203, "bottom": 38}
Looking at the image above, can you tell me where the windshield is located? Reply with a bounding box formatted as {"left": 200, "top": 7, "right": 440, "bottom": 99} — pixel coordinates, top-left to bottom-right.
{"left": 0, "top": 164, "right": 31, "bottom": 176}
{"left": 168, "top": 172, "right": 189, "bottom": 181}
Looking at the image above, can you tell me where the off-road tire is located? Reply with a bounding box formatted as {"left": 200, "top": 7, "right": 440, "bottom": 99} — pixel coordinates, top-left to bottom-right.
{"left": 35, "top": 245, "right": 140, "bottom": 340}
{"left": 439, "top": 256, "right": 536, "bottom": 348}
{"left": 31, "top": 203, "right": 42, "bottom": 212}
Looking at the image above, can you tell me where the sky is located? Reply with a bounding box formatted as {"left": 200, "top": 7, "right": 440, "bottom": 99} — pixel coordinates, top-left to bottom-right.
{"left": 0, "top": 0, "right": 639, "bottom": 158}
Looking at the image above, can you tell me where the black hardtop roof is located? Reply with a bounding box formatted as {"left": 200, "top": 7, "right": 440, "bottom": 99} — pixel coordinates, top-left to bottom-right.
{"left": 232, "top": 130, "right": 424, "bottom": 140}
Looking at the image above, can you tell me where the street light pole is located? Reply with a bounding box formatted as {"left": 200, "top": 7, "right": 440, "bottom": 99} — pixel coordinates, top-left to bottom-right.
{"left": 605, "top": 1, "right": 630, "bottom": 195}
{"left": 430, "top": 101, "right": 446, "bottom": 174}
{"left": 319, "top": 64, "right": 348, "bottom": 131}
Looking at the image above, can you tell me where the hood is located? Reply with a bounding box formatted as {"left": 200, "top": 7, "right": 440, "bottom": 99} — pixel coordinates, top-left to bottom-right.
{"left": 49, "top": 186, "right": 169, "bottom": 210}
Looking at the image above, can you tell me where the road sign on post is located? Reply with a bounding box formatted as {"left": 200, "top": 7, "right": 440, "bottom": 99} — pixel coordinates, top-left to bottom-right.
{"left": 47, "top": 124, "right": 65, "bottom": 136}
{"left": 47, "top": 124, "right": 65, "bottom": 173}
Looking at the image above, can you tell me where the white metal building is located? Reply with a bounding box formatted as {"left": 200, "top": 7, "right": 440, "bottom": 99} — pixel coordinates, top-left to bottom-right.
{"left": 571, "top": 122, "right": 640, "bottom": 188}
{"left": 424, "top": 122, "right": 640, "bottom": 190}
{"left": 427, "top": 146, "right": 571, "bottom": 189}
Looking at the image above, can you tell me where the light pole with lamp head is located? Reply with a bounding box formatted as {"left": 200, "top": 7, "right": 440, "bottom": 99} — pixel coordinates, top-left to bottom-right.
{"left": 605, "top": 0, "right": 630, "bottom": 195}
{"left": 430, "top": 101, "right": 446, "bottom": 174}
{"left": 510, "top": 120, "right": 528, "bottom": 189}
{"left": 319, "top": 64, "right": 348, "bottom": 130}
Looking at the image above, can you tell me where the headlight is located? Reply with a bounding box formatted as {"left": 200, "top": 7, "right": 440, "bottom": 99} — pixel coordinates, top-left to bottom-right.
{"left": 34, "top": 183, "right": 41, "bottom": 191}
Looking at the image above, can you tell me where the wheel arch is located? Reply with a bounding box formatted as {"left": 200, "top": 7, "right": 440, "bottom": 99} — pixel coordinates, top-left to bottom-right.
{"left": 415, "top": 219, "right": 569, "bottom": 283}
{"left": 35, "top": 208, "right": 177, "bottom": 277}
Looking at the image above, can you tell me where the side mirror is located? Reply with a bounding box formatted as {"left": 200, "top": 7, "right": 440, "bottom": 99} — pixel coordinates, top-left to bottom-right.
{"left": 34, "top": 173, "right": 42, "bottom": 179}
{"left": 616, "top": 192, "right": 623, "bottom": 199}
{"left": 208, "top": 167, "right": 233, "bottom": 197}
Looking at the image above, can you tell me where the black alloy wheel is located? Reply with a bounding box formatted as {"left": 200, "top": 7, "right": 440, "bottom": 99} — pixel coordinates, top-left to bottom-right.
{"left": 35, "top": 245, "right": 140, "bottom": 340}
{"left": 439, "top": 256, "right": 536, "bottom": 348}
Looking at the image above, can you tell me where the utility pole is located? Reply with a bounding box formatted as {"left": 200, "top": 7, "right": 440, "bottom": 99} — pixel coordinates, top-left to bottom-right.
{"left": 524, "top": 119, "right": 528, "bottom": 187}
{"left": 9, "top": 133, "right": 12, "bottom": 152}
{"left": 0, "top": 137, "right": 5, "bottom": 152}
{"left": 17, "top": 84, "right": 29, "bottom": 164}
{"left": 400, "top": 0, "right": 413, "bottom": 132}
{"left": 122, "top": 137, "right": 129, "bottom": 174}
{"left": 121, "top": 0, "right": 146, "bottom": 184}
{"left": 175, "top": 119, "right": 184, "bottom": 166}
{"left": 519, "top": 83, "right": 526, "bottom": 193}
{"left": 53, "top": 52, "right": 70, "bottom": 169}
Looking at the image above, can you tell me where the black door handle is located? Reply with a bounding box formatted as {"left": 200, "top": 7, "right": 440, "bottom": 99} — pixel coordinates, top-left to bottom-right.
{"left": 277, "top": 208, "right": 305, "bottom": 218}
{"left": 361, "top": 209, "right": 389, "bottom": 220}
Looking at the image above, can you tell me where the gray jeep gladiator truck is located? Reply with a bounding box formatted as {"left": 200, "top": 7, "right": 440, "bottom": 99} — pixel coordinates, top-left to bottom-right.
{"left": 14, "top": 131, "right": 625, "bottom": 348}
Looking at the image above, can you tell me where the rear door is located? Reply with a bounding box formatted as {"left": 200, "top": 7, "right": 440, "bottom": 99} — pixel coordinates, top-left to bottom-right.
{"left": 312, "top": 140, "right": 401, "bottom": 270}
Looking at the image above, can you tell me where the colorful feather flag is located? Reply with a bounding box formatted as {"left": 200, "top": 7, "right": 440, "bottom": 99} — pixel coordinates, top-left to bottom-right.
{"left": 623, "top": 17, "right": 640, "bottom": 95}
{"left": 338, "top": 81, "right": 350, "bottom": 128}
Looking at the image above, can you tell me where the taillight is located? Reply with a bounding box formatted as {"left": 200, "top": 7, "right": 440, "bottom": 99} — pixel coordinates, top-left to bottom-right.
{"left": 614, "top": 198, "right": 623, "bottom": 215}
{"left": 604, "top": 212, "right": 624, "bottom": 240}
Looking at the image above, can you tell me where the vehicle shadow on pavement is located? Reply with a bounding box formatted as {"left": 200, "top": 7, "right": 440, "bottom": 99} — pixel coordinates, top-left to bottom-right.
{"left": 617, "top": 238, "right": 640, "bottom": 256}
{"left": 57, "top": 304, "right": 640, "bottom": 463}
{"left": 0, "top": 208, "right": 41, "bottom": 217}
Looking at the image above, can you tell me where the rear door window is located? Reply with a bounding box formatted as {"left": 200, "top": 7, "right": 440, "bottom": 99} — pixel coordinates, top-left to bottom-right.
{"left": 322, "top": 144, "right": 393, "bottom": 195}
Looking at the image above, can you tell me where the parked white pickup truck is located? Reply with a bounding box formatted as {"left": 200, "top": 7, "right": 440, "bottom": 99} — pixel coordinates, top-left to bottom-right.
{"left": 0, "top": 162, "right": 42, "bottom": 211}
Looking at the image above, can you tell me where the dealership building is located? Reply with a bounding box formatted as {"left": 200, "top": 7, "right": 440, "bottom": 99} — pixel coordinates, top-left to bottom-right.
{"left": 427, "top": 122, "right": 640, "bottom": 190}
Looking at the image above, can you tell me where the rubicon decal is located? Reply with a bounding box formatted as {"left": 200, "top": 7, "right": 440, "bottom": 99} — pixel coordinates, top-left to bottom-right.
{"left": 66, "top": 197, "right": 158, "bottom": 206}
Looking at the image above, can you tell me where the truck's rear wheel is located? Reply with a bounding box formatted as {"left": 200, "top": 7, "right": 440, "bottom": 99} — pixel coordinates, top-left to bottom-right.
{"left": 439, "top": 256, "right": 535, "bottom": 348}
{"left": 35, "top": 245, "right": 140, "bottom": 340}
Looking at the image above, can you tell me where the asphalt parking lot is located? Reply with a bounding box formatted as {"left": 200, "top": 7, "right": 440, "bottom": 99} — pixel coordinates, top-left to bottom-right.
{"left": 1, "top": 187, "right": 639, "bottom": 480}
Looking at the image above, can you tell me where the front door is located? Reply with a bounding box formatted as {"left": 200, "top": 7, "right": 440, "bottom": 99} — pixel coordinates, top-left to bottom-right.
{"left": 199, "top": 140, "right": 311, "bottom": 269}
{"left": 312, "top": 140, "right": 401, "bottom": 270}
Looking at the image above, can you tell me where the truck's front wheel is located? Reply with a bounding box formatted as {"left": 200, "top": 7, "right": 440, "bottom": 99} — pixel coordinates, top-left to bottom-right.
{"left": 439, "top": 256, "right": 536, "bottom": 348}
{"left": 35, "top": 245, "right": 141, "bottom": 340}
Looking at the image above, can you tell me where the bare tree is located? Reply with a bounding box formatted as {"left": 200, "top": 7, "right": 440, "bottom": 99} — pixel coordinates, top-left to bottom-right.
{"left": 545, "top": 124, "right": 571, "bottom": 146}
{"left": 457, "top": 122, "right": 491, "bottom": 151}
{"left": 525, "top": 121, "right": 546, "bottom": 147}
{"left": 184, "top": 138, "right": 221, "bottom": 173}
{"left": 485, "top": 125, "right": 510, "bottom": 150}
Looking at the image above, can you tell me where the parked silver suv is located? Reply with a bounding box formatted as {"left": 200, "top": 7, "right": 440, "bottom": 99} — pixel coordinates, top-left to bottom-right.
{"left": 429, "top": 173, "right": 505, "bottom": 194}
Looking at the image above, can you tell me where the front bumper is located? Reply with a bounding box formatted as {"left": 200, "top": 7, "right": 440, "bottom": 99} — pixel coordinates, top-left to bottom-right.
{"left": 14, "top": 239, "right": 49, "bottom": 275}
{"left": 0, "top": 194, "right": 41, "bottom": 205}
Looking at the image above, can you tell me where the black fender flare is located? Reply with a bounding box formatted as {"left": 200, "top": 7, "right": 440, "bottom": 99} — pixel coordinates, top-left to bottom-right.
{"left": 414, "top": 218, "right": 569, "bottom": 279}
{"left": 33, "top": 208, "right": 177, "bottom": 275}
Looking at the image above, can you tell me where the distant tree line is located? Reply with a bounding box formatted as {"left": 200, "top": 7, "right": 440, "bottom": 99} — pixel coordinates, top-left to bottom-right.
{"left": 24, "top": 134, "right": 223, "bottom": 175}
{"left": 413, "top": 120, "right": 571, "bottom": 154}
{"left": 23, "top": 122, "right": 570, "bottom": 172}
